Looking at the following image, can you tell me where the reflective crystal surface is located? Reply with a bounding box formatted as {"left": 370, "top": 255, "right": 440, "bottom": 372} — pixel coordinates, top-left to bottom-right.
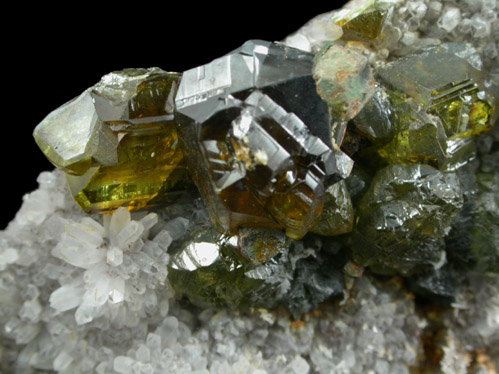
{"left": 34, "top": 68, "right": 189, "bottom": 213}
{"left": 351, "top": 43, "right": 499, "bottom": 171}
{"left": 333, "top": 0, "right": 393, "bottom": 41}
{"left": 175, "top": 40, "right": 352, "bottom": 239}
{"left": 310, "top": 180, "right": 354, "bottom": 236}
{"left": 352, "top": 164, "right": 463, "bottom": 275}
{"left": 168, "top": 223, "right": 345, "bottom": 316}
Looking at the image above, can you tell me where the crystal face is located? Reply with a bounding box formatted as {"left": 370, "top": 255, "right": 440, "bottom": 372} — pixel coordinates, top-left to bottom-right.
{"left": 334, "top": 0, "right": 392, "bottom": 41}
{"left": 12, "top": 0, "right": 499, "bottom": 371}
{"left": 167, "top": 219, "right": 345, "bottom": 316}
{"left": 34, "top": 68, "right": 189, "bottom": 213}
{"left": 175, "top": 40, "right": 352, "bottom": 239}
{"left": 352, "top": 163, "right": 464, "bottom": 275}
{"left": 313, "top": 43, "right": 376, "bottom": 123}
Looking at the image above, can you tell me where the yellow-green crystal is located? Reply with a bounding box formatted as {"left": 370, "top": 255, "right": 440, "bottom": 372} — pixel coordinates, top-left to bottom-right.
{"left": 34, "top": 68, "right": 189, "bottom": 214}
{"left": 67, "top": 123, "right": 187, "bottom": 213}
{"left": 338, "top": 8, "right": 390, "bottom": 41}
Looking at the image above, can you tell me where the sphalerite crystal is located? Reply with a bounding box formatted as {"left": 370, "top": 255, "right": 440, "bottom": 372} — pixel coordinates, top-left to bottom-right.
{"left": 352, "top": 163, "right": 463, "bottom": 275}
{"left": 175, "top": 40, "right": 353, "bottom": 239}
{"left": 167, "top": 216, "right": 345, "bottom": 317}
{"left": 30, "top": 0, "right": 499, "bottom": 323}
{"left": 34, "top": 68, "right": 190, "bottom": 213}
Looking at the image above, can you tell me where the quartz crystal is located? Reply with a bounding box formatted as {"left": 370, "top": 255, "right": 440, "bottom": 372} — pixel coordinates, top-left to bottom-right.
{"left": 34, "top": 68, "right": 189, "bottom": 213}
{"left": 175, "top": 40, "right": 352, "bottom": 239}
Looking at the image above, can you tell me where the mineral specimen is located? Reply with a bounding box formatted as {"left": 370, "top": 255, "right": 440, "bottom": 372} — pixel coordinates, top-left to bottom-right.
{"left": 168, "top": 219, "right": 345, "bottom": 317}
{"left": 313, "top": 43, "right": 375, "bottom": 122}
{"left": 34, "top": 68, "right": 189, "bottom": 213}
{"left": 175, "top": 40, "right": 352, "bottom": 239}
{"left": 334, "top": 0, "right": 393, "bottom": 41}
{"left": 352, "top": 163, "right": 463, "bottom": 275}
{"left": 6, "top": 0, "right": 499, "bottom": 373}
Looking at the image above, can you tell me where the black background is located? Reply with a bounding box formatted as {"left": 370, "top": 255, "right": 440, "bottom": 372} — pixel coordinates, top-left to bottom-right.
{"left": 3, "top": 3, "right": 347, "bottom": 229}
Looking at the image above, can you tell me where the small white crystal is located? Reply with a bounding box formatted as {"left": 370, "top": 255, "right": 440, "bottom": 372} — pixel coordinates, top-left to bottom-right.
{"left": 19, "top": 299, "right": 42, "bottom": 322}
{"left": 23, "top": 284, "right": 40, "bottom": 300}
{"left": 14, "top": 323, "right": 41, "bottom": 344}
{"left": 146, "top": 333, "right": 162, "bottom": 351}
{"left": 54, "top": 235, "right": 106, "bottom": 269}
{"left": 438, "top": 6, "right": 461, "bottom": 32}
{"left": 408, "top": 1, "right": 427, "bottom": 19}
{"left": 75, "top": 305, "right": 97, "bottom": 325}
{"left": 135, "top": 344, "right": 151, "bottom": 362}
{"left": 284, "top": 33, "right": 312, "bottom": 52}
{"left": 401, "top": 31, "right": 419, "bottom": 46}
{"left": 286, "top": 355, "right": 310, "bottom": 374}
{"left": 0, "top": 247, "right": 19, "bottom": 270}
{"left": 81, "top": 217, "right": 106, "bottom": 237}
{"left": 53, "top": 350, "right": 74, "bottom": 371}
{"left": 66, "top": 222, "right": 103, "bottom": 247}
{"left": 152, "top": 231, "right": 172, "bottom": 250}
{"left": 49, "top": 282, "right": 85, "bottom": 312}
{"left": 114, "top": 356, "right": 136, "bottom": 374}
{"left": 471, "top": 14, "right": 490, "bottom": 37}
{"left": 108, "top": 276, "right": 125, "bottom": 304}
{"left": 107, "top": 247, "right": 123, "bottom": 267}
{"left": 140, "top": 213, "right": 158, "bottom": 232}
{"left": 108, "top": 207, "right": 131, "bottom": 239}
{"left": 82, "top": 273, "right": 112, "bottom": 307}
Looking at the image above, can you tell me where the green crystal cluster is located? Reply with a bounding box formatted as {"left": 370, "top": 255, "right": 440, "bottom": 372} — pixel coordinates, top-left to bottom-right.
{"left": 32, "top": 2, "right": 498, "bottom": 316}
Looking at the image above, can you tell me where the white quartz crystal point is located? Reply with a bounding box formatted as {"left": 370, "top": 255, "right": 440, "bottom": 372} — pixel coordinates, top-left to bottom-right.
{"left": 49, "top": 282, "right": 86, "bottom": 312}
{"left": 53, "top": 225, "right": 106, "bottom": 269}
{"left": 107, "top": 207, "right": 131, "bottom": 239}
{"left": 437, "top": 6, "right": 461, "bottom": 32}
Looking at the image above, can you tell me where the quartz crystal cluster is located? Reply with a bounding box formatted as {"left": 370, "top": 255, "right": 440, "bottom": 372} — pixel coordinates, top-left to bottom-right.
{"left": 2, "top": 0, "right": 499, "bottom": 373}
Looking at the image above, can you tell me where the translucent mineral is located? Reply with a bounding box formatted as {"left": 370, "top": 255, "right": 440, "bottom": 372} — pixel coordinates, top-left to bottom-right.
{"left": 376, "top": 43, "right": 495, "bottom": 126}
{"left": 310, "top": 180, "right": 354, "bottom": 236}
{"left": 167, "top": 227, "right": 282, "bottom": 310}
{"left": 351, "top": 83, "right": 394, "bottom": 141}
{"left": 168, "top": 224, "right": 345, "bottom": 317}
{"left": 333, "top": 0, "right": 394, "bottom": 41}
{"left": 175, "top": 40, "right": 352, "bottom": 239}
{"left": 6, "top": 0, "right": 499, "bottom": 372}
{"left": 34, "top": 68, "right": 189, "bottom": 213}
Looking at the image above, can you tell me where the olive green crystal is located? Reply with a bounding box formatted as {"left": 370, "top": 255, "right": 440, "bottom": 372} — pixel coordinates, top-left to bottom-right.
{"left": 168, "top": 228, "right": 279, "bottom": 310}
{"left": 352, "top": 163, "right": 463, "bottom": 275}
{"left": 310, "top": 180, "right": 354, "bottom": 236}
{"left": 167, "top": 223, "right": 345, "bottom": 316}
{"left": 335, "top": 1, "right": 392, "bottom": 41}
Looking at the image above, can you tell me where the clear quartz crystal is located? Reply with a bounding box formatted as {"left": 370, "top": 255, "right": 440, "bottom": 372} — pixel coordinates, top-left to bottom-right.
{"left": 438, "top": 6, "right": 461, "bottom": 32}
